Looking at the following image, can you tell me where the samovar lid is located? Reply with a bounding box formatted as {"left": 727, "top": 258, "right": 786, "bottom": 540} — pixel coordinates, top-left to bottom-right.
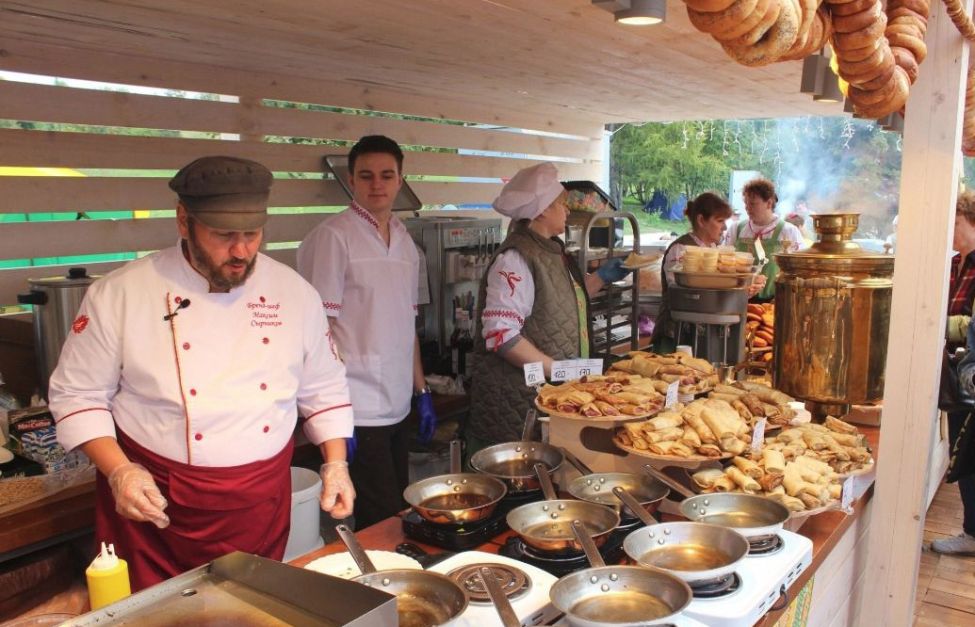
{"left": 776, "top": 213, "right": 894, "bottom": 274}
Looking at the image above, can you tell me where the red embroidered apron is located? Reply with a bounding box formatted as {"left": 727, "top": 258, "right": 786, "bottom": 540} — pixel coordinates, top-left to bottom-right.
{"left": 96, "top": 429, "right": 293, "bottom": 591}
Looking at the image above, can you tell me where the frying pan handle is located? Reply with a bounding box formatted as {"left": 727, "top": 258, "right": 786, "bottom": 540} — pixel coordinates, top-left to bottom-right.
{"left": 478, "top": 566, "right": 522, "bottom": 627}
{"left": 521, "top": 408, "right": 538, "bottom": 442}
{"left": 571, "top": 519, "right": 605, "bottom": 568}
{"left": 534, "top": 462, "right": 558, "bottom": 501}
{"left": 335, "top": 524, "right": 378, "bottom": 575}
{"left": 449, "top": 439, "right": 462, "bottom": 474}
{"left": 560, "top": 447, "right": 594, "bottom": 476}
{"left": 642, "top": 464, "right": 695, "bottom": 499}
{"left": 612, "top": 486, "right": 657, "bottom": 527}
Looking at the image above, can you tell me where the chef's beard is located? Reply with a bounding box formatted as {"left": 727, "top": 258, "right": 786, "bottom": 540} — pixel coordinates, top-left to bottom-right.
{"left": 186, "top": 226, "right": 257, "bottom": 291}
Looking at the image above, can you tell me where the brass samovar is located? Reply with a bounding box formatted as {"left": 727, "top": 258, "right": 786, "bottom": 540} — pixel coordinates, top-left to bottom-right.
{"left": 773, "top": 213, "right": 894, "bottom": 420}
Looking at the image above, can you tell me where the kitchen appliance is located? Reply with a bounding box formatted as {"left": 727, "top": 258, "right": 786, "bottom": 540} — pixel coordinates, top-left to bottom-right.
{"left": 497, "top": 518, "right": 640, "bottom": 578}
{"left": 402, "top": 489, "right": 542, "bottom": 551}
{"left": 17, "top": 267, "right": 99, "bottom": 399}
{"left": 667, "top": 284, "right": 749, "bottom": 366}
{"left": 428, "top": 551, "right": 563, "bottom": 627}
{"left": 774, "top": 213, "right": 894, "bottom": 420}
{"left": 61, "top": 551, "right": 397, "bottom": 626}
{"left": 404, "top": 216, "right": 502, "bottom": 373}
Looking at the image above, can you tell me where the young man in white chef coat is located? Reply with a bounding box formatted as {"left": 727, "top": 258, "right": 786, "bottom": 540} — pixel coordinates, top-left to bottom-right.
{"left": 298, "top": 135, "right": 436, "bottom": 529}
{"left": 49, "top": 156, "right": 355, "bottom": 591}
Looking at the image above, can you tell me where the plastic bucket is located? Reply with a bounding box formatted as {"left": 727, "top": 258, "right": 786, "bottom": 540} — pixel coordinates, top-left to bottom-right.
{"left": 283, "top": 467, "right": 324, "bottom": 561}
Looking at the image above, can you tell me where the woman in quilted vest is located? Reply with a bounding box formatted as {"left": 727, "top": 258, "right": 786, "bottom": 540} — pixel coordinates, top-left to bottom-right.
{"left": 466, "top": 163, "right": 630, "bottom": 452}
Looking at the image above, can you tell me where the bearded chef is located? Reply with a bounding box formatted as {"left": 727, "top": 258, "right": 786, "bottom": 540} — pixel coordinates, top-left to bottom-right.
{"left": 48, "top": 156, "right": 355, "bottom": 591}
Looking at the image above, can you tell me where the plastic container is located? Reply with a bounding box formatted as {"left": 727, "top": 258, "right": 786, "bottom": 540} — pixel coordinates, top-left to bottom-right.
{"left": 283, "top": 467, "right": 324, "bottom": 561}
{"left": 86, "top": 542, "right": 131, "bottom": 610}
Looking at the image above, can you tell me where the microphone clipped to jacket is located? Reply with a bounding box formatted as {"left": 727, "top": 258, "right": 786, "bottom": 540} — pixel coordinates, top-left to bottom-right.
{"left": 163, "top": 299, "right": 191, "bottom": 322}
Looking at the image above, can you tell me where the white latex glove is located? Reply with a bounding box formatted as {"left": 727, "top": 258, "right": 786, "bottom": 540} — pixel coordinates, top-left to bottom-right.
{"left": 320, "top": 461, "right": 356, "bottom": 519}
{"left": 107, "top": 463, "right": 170, "bottom": 528}
{"left": 748, "top": 273, "right": 768, "bottom": 298}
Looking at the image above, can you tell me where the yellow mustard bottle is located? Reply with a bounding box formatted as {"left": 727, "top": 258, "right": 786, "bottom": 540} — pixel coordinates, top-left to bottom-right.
{"left": 86, "top": 542, "right": 131, "bottom": 610}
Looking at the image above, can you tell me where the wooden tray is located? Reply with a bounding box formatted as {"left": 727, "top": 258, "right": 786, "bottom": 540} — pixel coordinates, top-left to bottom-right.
{"left": 612, "top": 435, "right": 733, "bottom": 466}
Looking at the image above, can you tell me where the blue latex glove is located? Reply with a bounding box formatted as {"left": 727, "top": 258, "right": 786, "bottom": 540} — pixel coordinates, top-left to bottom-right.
{"left": 345, "top": 432, "right": 357, "bottom": 464}
{"left": 416, "top": 392, "right": 438, "bottom": 444}
{"left": 596, "top": 257, "right": 631, "bottom": 284}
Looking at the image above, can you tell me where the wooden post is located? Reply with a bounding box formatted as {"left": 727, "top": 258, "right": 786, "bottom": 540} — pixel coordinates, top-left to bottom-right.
{"left": 858, "top": 0, "right": 972, "bottom": 623}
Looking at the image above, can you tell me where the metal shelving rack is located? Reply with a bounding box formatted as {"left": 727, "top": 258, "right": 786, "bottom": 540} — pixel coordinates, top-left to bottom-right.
{"left": 568, "top": 209, "right": 641, "bottom": 359}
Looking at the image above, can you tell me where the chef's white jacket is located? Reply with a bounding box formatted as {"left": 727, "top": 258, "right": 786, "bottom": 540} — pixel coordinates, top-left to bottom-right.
{"left": 297, "top": 203, "right": 420, "bottom": 427}
{"left": 49, "top": 244, "right": 354, "bottom": 467}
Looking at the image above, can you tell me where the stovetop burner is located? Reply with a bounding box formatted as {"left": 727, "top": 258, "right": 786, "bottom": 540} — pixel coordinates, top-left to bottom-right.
{"left": 402, "top": 490, "right": 546, "bottom": 551}
{"left": 498, "top": 526, "right": 629, "bottom": 578}
{"left": 688, "top": 572, "right": 742, "bottom": 600}
{"left": 747, "top": 534, "right": 785, "bottom": 557}
{"left": 446, "top": 562, "right": 531, "bottom": 604}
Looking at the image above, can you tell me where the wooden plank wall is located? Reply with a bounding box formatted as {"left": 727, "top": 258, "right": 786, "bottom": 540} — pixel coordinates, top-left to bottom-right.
{"left": 0, "top": 41, "right": 605, "bottom": 308}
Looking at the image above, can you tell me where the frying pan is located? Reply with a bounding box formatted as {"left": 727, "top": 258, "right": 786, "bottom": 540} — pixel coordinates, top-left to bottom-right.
{"left": 470, "top": 409, "right": 565, "bottom": 492}
{"left": 505, "top": 463, "right": 619, "bottom": 554}
{"left": 641, "top": 464, "right": 790, "bottom": 540}
{"left": 478, "top": 566, "right": 522, "bottom": 627}
{"left": 549, "top": 519, "right": 693, "bottom": 627}
{"left": 403, "top": 440, "right": 507, "bottom": 525}
{"left": 562, "top": 448, "right": 669, "bottom": 519}
{"left": 336, "top": 525, "right": 468, "bottom": 627}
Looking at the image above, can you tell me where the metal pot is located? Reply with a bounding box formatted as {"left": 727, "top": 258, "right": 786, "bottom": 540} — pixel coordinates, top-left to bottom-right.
{"left": 17, "top": 267, "right": 98, "bottom": 399}
{"left": 773, "top": 213, "right": 894, "bottom": 420}
{"left": 470, "top": 410, "right": 564, "bottom": 492}
{"left": 562, "top": 448, "right": 669, "bottom": 520}
{"left": 403, "top": 440, "right": 507, "bottom": 525}
{"left": 622, "top": 520, "right": 750, "bottom": 585}
{"left": 640, "top": 464, "right": 789, "bottom": 540}
{"left": 550, "top": 520, "right": 693, "bottom": 627}
{"left": 336, "top": 525, "right": 468, "bottom": 627}
{"left": 505, "top": 464, "right": 619, "bottom": 554}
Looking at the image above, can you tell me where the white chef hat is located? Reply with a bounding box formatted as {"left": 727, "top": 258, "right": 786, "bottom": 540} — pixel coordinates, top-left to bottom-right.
{"left": 492, "top": 162, "right": 564, "bottom": 221}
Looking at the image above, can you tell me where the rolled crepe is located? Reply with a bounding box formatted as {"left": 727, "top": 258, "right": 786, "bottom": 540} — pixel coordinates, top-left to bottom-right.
{"left": 594, "top": 401, "right": 620, "bottom": 416}
{"left": 619, "top": 404, "right": 647, "bottom": 416}
{"left": 720, "top": 436, "right": 747, "bottom": 456}
{"left": 726, "top": 466, "right": 761, "bottom": 494}
{"left": 769, "top": 484, "right": 786, "bottom": 495}
{"left": 824, "top": 416, "right": 858, "bottom": 435}
{"left": 848, "top": 448, "right": 872, "bottom": 463}
{"left": 759, "top": 472, "right": 783, "bottom": 492}
{"left": 712, "top": 475, "right": 736, "bottom": 492}
{"left": 702, "top": 408, "right": 735, "bottom": 440}
{"left": 828, "top": 484, "right": 842, "bottom": 500}
{"left": 830, "top": 432, "right": 862, "bottom": 447}
{"left": 799, "top": 493, "right": 823, "bottom": 509}
{"left": 826, "top": 438, "right": 851, "bottom": 461}
{"left": 778, "top": 428, "right": 805, "bottom": 444}
{"left": 731, "top": 399, "right": 754, "bottom": 423}
{"left": 646, "top": 414, "right": 684, "bottom": 431}
{"left": 697, "top": 443, "right": 724, "bottom": 458}
{"left": 681, "top": 426, "right": 702, "bottom": 448}
{"left": 645, "top": 426, "right": 683, "bottom": 443}
{"left": 762, "top": 449, "right": 786, "bottom": 475}
{"left": 732, "top": 456, "right": 763, "bottom": 479}
{"left": 768, "top": 493, "right": 805, "bottom": 512}
{"left": 648, "top": 440, "right": 679, "bottom": 455}
{"left": 802, "top": 431, "right": 829, "bottom": 451}
{"left": 669, "top": 441, "right": 695, "bottom": 457}
{"left": 793, "top": 454, "right": 832, "bottom": 476}
{"left": 692, "top": 468, "right": 725, "bottom": 490}
{"left": 710, "top": 392, "right": 742, "bottom": 404}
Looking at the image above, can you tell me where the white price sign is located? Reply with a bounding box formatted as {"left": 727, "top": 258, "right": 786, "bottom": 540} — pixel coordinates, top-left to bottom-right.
{"left": 750, "top": 418, "right": 767, "bottom": 454}
{"left": 665, "top": 381, "right": 679, "bottom": 409}
{"left": 550, "top": 359, "right": 605, "bottom": 381}
{"left": 523, "top": 362, "right": 545, "bottom": 387}
{"left": 841, "top": 476, "right": 856, "bottom": 511}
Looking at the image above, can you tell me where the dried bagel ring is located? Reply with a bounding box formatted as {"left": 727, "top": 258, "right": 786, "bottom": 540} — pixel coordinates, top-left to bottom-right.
{"left": 831, "top": 0, "right": 876, "bottom": 16}
{"left": 684, "top": 0, "right": 740, "bottom": 12}
{"left": 824, "top": 0, "right": 862, "bottom": 6}
{"left": 838, "top": 42, "right": 890, "bottom": 80}
{"left": 850, "top": 67, "right": 909, "bottom": 118}
{"left": 832, "top": 15, "right": 886, "bottom": 50}
{"left": 887, "top": 31, "right": 927, "bottom": 63}
{"left": 890, "top": 46, "right": 919, "bottom": 83}
{"left": 855, "top": 59, "right": 897, "bottom": 90}
{"left": 781, "top": 5, "right": 831, "bottom": 60}
{"left": 724, "top": 0, "right": 800, "bottom": 66}
{"left": 837, "top": 37, "right": 881, "bottom": 61}
{"left": 688, "top": 0, "right": 760, "bottom": 35}
{"left": 711, "top": 0, "right": 775, "bottom": 41}
{"left": 727, "top": 0, "right": 783, "bottom": 46}
{"left": 887, "top": 11, "right": 927, "bottom": 27}
{"left": 850, "top": 73, "right": 901, "bottom": 107}
{"left": 833, "top": 2, "right": 883, "bottom": 33}
{"left": 892, "top": 0, "right": 931, "bottom": 19}
{"left": 886, "top": 22, "right": 924, "bottom": 38}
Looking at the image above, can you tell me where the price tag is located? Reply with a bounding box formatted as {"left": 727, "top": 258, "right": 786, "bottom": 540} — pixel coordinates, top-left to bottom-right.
{"left": 750, "top": 418, "right": 767, "bottom": 454}
{"left": 523, "top": 362, "right": 545, "bottom": 387}
{"left": 665, "top": 381, "right": 679, "bottom": 409}
{"left": 841, "top": 476, "right": 856, "bottom": 511}
{"left": 576, "top": 358, "right": 604, "bottom": 378}
{"left": 550, "top": 360, "right": 574, "bottom": 382}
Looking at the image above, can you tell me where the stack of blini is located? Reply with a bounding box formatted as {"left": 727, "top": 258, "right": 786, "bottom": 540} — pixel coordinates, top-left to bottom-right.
{"left": 615, "top": 398, "right": 754, "bottom": 458}
{"left": 681, "top": 246, "right": 719, "bottom": 273}
{"left": 682, "top": 0, "right": 833, "bottom": 67}
{"left": 717, "top": 247, "right": 738, "bottom": 273}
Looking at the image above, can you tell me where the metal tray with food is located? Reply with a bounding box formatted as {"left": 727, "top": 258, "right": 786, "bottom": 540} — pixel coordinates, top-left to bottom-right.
{"left": 534, "top": 376, "right": 665, "bottom": 421}
{"left": 673, "top": 269, "right": 754, "bottom": 290}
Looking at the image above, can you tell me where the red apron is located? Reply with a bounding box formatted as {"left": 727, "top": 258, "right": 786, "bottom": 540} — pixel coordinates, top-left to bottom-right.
{"left": 96, "top": 429, "right": 294, "bottom": 591}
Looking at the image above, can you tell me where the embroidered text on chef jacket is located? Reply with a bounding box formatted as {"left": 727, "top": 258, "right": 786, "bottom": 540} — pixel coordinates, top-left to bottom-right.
{"left": 297, "top": 203, "right": 420, "bottom": 427}
{"left": 49, "top": 244, "right": 354, "bottom": 467}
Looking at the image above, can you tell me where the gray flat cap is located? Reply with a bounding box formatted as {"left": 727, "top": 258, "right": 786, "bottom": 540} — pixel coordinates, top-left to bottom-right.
{"left": 169, "top": 156, "right": 273, "bottom": 230}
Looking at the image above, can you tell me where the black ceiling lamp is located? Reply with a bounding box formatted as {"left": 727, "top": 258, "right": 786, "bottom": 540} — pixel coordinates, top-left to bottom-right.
{"left": 592, "top": 0, "right": 667, "bottom": 26}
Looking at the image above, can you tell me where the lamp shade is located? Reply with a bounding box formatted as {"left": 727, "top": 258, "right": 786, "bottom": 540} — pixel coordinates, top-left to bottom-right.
{"left": 813, "top": 73, "right": 844, "bottom": 103}
{"left": 615, "top": 0, "right": 666, "bottom": 24}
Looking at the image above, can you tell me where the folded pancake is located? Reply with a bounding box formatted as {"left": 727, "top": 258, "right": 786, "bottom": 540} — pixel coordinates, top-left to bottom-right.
{"left": 720, "top": 436, "right": 747, "bottom": 456}
{"left": 768, "top": 493, "right": 806, "bottom": 512}
{"left": 799, "top": 493, "right": 824, "bottom": 509}
{"left": 692, "top": 468, "right": 725, "bottom": 489}
{"left": 824, "top": 416, "right": 858, "bottom": 435}
{"left": 727, "top": 467, "right": 761, "bottom": 493}
{"left": 732, "top": 456, "right": 763, "bottom": 479}
{"left": 645, "top": 426, "right": 683, "bottom": 443}
{"left": 792, "top": 454, "right": 832, "bottom": 476}
{"left": 712, "top": 475, "right": 736, "bottom": 492}
{"left": 759, "top": 472, "right": 783, "bottom": 492}
{"left": 684, "top": 410, "right": 717, "bottom": 444}
{"left": 594, "top": 400, "right": 620, "bottom": 416}
{"left": 762, "top": 449, "right": 786, "bottom": 475}
{"left": 648, "top": 440, "right": 679, "bottom": 455}
{"left": 697, "top": 443, "right": 725, "bottom": 458}
{"left": 681, "top": 426, "right": 702, "bottom": 448}
{"left": 646, "top": 413, "right": 684, "bottom": 431}
{"left": 579, "top": 402, "right": 602, "bottom": 417}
